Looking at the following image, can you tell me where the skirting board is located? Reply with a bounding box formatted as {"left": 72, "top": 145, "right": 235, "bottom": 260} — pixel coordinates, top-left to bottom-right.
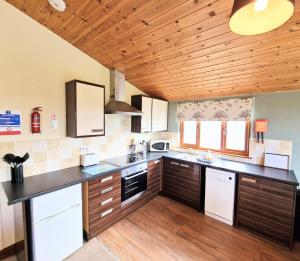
{"left": 0, "top": 240, "right": 24, "bottom": 259}
{"left": 205, "top": 212, "right": 234, "bottom": 226}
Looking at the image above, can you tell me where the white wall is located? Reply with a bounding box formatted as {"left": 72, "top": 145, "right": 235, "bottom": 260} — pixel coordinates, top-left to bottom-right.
{"left": 0, "top": 1, "right": 162, "bottom": 249}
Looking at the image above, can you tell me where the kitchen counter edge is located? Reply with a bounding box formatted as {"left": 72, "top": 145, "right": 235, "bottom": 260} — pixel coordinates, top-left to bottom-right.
{"left": 1, "top": 151, "right": 298, "bottom": 205}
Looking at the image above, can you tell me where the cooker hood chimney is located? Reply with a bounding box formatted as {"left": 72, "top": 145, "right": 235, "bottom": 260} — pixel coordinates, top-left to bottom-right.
{"left": 105, "top": 69, "right": 142, "bottom": 115}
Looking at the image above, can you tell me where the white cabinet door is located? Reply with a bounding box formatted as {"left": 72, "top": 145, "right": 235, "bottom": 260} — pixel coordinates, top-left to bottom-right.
{"left": 141, "top": 96, "right": 152, "bottom": 132}
{"left": 33, "top": 204, "right": 83, "bottom": 261}
{"left": 31, "top": 184, "right": 82, "bottom": 224}
{"left": 152, "top": 99, "right": 168, "bottom": 132}
{"left": 76, "top": 82, "right": 104, "bottom": 137}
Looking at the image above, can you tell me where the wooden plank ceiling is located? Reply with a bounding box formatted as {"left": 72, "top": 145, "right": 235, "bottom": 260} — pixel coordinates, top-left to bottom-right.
{"left": 6, "top": 0, "right": 300, "bottom": 101}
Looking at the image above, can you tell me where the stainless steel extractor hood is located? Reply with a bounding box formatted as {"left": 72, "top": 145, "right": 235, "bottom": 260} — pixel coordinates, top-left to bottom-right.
{"left": 105, "top": 69, "right": 142, "bottom": 115}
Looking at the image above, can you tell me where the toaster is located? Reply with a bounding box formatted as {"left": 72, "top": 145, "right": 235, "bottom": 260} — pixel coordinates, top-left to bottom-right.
{"left": 80, "top": 153, "right": 98, "bottom": 167}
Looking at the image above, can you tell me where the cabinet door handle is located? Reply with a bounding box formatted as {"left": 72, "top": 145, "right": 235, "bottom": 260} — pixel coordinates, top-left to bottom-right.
{"left": 241, "top": 177, "right": 256, "bottom": 183}
{"left": 171, "top": 161, "right": 180, "bottom": 166}
{"left": 101, "top": 197, "right": 113, "bottom": 206}
{"left": 91, "top": 129, "right": 103, "bottom": 133}
{"left": 101, "top": 176, "right": 113, "bottom": 183}
{"left": 180, "top": 163, "right": 190, "bottom": 168}
{"left": 154, "top": 160, "right": 160, "bottom": 165}
{"left": 101, "top": 186, "right": 113, "bottom": 194}
{"left": 100, "top": 208, "right": 113, "bottom": 218}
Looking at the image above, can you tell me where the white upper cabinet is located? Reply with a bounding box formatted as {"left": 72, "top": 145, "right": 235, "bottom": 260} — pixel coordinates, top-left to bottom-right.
{"left": 141, "top": 96, "right": 152, "bottom": 132}
{"left": 66, "top": 80, "right": 105, "bottom": 138}
{"left": 131, "top": 95, "right": 168, "bottom": 133}
{"left": 152, "top": 98, "right": 168, "bottom": 132}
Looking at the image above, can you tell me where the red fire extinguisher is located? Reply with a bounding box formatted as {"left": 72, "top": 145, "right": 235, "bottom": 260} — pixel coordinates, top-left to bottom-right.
{"left": 31, "top": 107, "right": 42, "bottom": 134}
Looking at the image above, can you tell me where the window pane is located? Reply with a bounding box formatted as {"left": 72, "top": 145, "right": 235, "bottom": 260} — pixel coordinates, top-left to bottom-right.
{"left": 199, "top": 121, "right": 222, "bottom": 150}
{"left": 226, "top": 121, "right": 247, "bottom": 151}
{"left": 183, "top": 121, "right": 197, "bottom": 145}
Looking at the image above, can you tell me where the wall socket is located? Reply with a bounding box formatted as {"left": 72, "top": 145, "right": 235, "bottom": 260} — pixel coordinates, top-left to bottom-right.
{"left": 80, "top": 146, "right": 89, "bottom": 155}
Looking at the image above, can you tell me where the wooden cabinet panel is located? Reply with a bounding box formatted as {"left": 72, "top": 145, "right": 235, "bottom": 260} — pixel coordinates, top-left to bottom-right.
{"left": 152, "top": 98, "right": 168, "bottom": 132}
{"left": 66, "top": 80, "right": 105, "bottom": 138}
{"left": 131, "top": 95, "right": 152, "bottom": 133}
{"left": 83, "top": 172, "right": 121, "bottom": 240}
{"left": 162, "top": 158, "right": 201, "bottom": 211}
{"left": 237, "top": 174, "right": 296, "bottom": 248}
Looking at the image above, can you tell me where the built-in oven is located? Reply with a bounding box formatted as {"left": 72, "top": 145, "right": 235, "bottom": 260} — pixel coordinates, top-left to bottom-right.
{"left": 121, "top": 162, "right": 147, "bottom": 202}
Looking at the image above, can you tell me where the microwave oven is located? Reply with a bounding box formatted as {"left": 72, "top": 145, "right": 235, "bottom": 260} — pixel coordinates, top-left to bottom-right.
{"left": 149, "top": 140, "right": 170, "bottom": 152}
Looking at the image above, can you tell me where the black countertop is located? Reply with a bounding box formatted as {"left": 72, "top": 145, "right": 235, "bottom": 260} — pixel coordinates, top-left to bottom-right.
{"left": 1, "top": 151, "right": 298, "bottom": 205}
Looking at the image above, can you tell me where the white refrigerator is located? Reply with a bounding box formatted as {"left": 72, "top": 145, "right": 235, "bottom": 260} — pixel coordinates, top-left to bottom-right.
{"left": 31, "top": 184, "right": 83, "bottom": 261}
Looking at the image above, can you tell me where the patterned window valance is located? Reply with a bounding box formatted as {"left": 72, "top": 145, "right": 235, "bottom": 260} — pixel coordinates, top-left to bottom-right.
{"left": 177, "top": 98, "right": 254, "bottom": 121}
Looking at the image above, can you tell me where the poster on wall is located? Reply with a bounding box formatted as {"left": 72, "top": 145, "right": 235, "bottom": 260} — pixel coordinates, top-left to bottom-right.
{"left": 0, "top": 110, "right": 21, "bottom": 135}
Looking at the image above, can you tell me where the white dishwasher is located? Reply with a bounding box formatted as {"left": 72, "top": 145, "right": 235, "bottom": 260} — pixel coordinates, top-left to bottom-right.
{"left": 205, "top": 168, "right": 236, "bottom": 226}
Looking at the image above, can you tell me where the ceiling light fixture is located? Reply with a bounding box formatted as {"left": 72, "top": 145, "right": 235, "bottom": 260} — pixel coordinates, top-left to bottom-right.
{"left": 48, "top": 0, "right": 66, "bottom": 12}
{"left": 229, "top": 0, "right": 295, "bottom": 35}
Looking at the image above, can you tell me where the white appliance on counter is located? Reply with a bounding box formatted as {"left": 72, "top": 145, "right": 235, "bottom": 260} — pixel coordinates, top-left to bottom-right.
{"left": 149, "top": 140, "right": 170, "bottom": 152}
{"left": 264, "top": 153, "right": 290, "bottom": 170}
{"left": 80, "top": 153, "right": 98, "bottom": 167}
{"left": 31, "top": 184, "right": 83, "bottom": 261}
{"left": 205, "top": 168, "right": 236, "bottom": 226}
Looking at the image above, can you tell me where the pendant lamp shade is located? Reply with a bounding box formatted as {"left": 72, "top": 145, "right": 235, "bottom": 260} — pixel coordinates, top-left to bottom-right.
{"left": 229, "top": 0, "right": 295, "bottom": 35}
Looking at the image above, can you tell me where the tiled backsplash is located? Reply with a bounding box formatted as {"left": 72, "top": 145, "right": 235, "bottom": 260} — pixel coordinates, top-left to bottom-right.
{"left": 165, "top": 131, "right": 293, "bottom": 168}
{"left": 0, "top": 115, "right": 167, "bottom": 182}
{"left": 0, "top": 124, "right": 293, "bottom": 182}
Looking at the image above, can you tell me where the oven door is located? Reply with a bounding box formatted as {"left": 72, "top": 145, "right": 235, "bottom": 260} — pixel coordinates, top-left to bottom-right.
{"left": 121, "top": 170, "right": 147, "bottom": 202}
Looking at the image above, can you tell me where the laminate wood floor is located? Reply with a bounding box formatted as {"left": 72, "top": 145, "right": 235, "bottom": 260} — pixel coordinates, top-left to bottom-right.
{"left": 97, "top": 195, "right": 300, "bottom": 261}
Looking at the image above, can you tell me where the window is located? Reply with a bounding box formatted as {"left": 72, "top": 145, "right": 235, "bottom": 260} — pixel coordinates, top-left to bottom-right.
{"left": 180, "top": 120, "right": 250, "bottom": 156}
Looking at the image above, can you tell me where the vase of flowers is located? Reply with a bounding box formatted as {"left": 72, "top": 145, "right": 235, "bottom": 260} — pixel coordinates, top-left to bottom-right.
{"left": 2, "top": 153, "right": 29, "bottom": 184}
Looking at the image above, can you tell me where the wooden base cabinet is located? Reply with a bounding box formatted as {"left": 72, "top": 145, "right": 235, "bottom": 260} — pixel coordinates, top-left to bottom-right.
{"left": 162, "top": 158, "right": 202, "bottom": 211}
{"left": 83, "top": 172, "right": 121, "bottom": 240}
{"left": 236, "top": 174, "right": 297, "bottom": 249}
{"left": 147, "top": 159, "right": 162, "bottom": 195}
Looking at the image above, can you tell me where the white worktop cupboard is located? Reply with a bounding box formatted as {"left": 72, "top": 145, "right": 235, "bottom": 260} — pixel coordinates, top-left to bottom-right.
{"left": 131, "top": 95, "right": 168, "bottom": 133}
{"left": 152, "top": 98, "right": 168, "bottom": 132}
{"left": 66, "top": 80, "right": 105, "bottom": 138}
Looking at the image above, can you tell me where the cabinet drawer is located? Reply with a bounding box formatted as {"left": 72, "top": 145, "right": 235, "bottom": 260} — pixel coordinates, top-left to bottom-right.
{"left": 164, "top": 167, "right": 200, "bottom": 182}
{"left": 148, "top": 159, "right": 161, "bottom": 169}
{"left": 89, "top": 196, "right": 121, "bottom": 221}
{"left": 89, "top": 186, "right": 121, "bottom": 212}
{"left": 89, "top": 183, "right": 120, "bottom": 201}
{"left": 164, "top": 158, "right": 195, "bottom": 170}
{"left": 240, "top": 175, "right": 294, "bottom": 200}
{"left": 89, "top": 206, "right": 121, "bottom": 235}
{"left": 88, "top": 172, "right": 120, "bottom": 191}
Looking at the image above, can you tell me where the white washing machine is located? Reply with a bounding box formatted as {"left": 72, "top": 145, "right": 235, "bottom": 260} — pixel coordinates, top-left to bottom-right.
{"left": 205, "top": 168, "right": 236, "bottom": 226}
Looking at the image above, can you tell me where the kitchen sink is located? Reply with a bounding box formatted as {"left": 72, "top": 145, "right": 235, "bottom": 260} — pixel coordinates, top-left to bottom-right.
{"left": 174, "top": 153, "right": 197, "bottom": 161}
{"left": 174, "top": 153, "right": 214, "bottom": 164}
{"left": 82, "top": 163, "right": 118, "bottom": 176}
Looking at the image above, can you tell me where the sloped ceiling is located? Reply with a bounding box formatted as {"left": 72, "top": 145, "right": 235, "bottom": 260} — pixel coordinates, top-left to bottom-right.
{"left": 6, "top": 0, "right": 300, "bottom": 101}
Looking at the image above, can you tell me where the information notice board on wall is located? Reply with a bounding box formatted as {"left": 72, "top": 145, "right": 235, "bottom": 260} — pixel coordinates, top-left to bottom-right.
{"left": 0, "top": 110, "right": 21, "bottom": 135}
